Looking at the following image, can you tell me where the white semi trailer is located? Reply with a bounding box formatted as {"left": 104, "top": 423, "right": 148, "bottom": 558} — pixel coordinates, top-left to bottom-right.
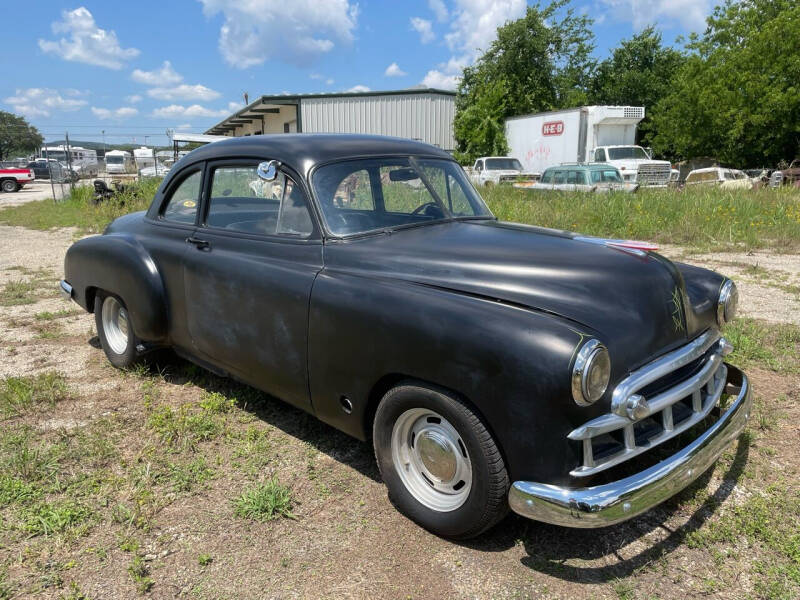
{"left": 505, "top": 106, "right": 671, "bottom": 187}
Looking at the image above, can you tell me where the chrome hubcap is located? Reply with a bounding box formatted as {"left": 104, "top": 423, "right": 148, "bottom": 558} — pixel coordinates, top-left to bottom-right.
{"left": 391, "top": 408, "right": 472, "bottom": 512}
{"left": 101, "top": 296, "right": 129, "bottom": 355}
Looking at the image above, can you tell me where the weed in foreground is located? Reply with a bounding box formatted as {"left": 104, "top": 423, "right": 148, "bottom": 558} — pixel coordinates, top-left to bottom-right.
{"left": 127, "top": 556, "right": 153, "bottom": 594}
{"left": 0, "top": 280, "right": 38, "bottom": 306}
{"left": 233, "top": 478, "right": 295, "bottom": 522}
{"left": 0, "top": 372, "right": 69, "bottom": 418}
{"left": 723, "top": 318, "right": 800, "bottom": 373}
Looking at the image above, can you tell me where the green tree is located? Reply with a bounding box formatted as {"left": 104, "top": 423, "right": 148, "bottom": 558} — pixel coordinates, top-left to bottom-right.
{"left": 453, "top": 1, "right": 595, "bottom": 162}
{"left": 588, "top": 27, "right": 686, "bottom": 147}
{"left": 650, "top": 0, "right": 800, "bottom": 165}
{"left": 0, "top": 111, "right": 43, "bottom": 161}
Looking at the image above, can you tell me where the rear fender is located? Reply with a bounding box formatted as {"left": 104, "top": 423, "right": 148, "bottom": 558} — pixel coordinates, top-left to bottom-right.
{"left": 64, "top": 234, "right": 167, "bottom": 341}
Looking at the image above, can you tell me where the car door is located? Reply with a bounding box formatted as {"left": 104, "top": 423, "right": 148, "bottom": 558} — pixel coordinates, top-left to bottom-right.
{"left": 182, "top": 159, "right": 323, "bottom": 410}
{"left": 144, "top": 164, "right": 205, "bottom": 351}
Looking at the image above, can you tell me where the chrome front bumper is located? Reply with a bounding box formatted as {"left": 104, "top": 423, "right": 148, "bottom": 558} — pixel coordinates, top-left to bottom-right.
{"left": 59, "top": 279, "right": 73, "bottom": 301}
{"left": 508, "top": 366, "right": 751, "bottom": 528}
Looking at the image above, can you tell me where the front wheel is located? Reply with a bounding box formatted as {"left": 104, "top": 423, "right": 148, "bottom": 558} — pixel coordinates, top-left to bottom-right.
{"left": 94, "top": 292, "right": 140, "bottom": 368}
{"left": 373, "top": 384, "right": 509, "bottom": 539}
{"left": 1, "top": 179, "right": 19, "bottom": 193}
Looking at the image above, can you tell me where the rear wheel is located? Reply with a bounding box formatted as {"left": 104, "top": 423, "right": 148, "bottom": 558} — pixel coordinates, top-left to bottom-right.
{"left": 373, "top": 383, "right": 509, "bottom": 539}
{"left": 95, "top": 293, "right": 140, "bottom": 368}
{"left": 1, "top": 179, "right": 19, "bottom": 193}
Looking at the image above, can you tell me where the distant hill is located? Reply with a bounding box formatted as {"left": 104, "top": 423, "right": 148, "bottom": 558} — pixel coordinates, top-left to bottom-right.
{"left": 47, "top": 140, "right": 170, "bottom": 152}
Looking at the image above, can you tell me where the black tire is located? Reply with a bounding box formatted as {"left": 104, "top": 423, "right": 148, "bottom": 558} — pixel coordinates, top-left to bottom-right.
{"left": 94, "top": 292, "right": 140, "bottom": 369}
{"left": 373, "top": 383, "right": 509, "bottom": 539}
{"left": 1, "top": 179, "right": 19, "bottom": 193}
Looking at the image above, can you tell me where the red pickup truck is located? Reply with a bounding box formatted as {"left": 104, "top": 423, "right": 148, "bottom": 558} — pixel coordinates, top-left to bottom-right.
{"left": 0, "top": 167, "right": 35, "bottom": 193}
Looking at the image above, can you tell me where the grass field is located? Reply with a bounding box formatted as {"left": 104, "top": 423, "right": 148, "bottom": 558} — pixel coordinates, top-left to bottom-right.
{"left": 1, "top": 179, "right": 799, "bottom": 253}
{"left": 483, "top": 185, "right": 800, "bottom": 252}
{"left": 0, "top": 179, "right": 157, "bottom": 234}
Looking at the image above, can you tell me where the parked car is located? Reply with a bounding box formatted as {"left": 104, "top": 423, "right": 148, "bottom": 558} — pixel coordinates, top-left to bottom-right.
{"left": 25, "top": 158, "right": 74, "bottom": 182}
{"left": 60, "top": 134, "right": 750, "bottom": 538}
{"left": 685, "top": 167, "right": 753, "bottom": 189}
{"left": 466, "top": 156, "right": 538, "bottom": 186}
{"left": 520, "top": 163, "right": 637, "bottom": 193}
{"left": 0, "top": 166, "right": 34, "bottom": 192}
{"left": 769, "top": 159, "right": 800, "bottom": 188}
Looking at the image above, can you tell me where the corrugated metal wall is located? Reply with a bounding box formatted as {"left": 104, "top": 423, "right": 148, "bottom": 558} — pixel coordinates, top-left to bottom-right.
{"left": 300, "top": 93, "right": 455, "bottom": 151}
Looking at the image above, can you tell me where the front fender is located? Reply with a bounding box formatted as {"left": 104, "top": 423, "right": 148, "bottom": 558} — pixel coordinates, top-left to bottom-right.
{"left": 64, "top": 233, "right": 168, "bottom": 342}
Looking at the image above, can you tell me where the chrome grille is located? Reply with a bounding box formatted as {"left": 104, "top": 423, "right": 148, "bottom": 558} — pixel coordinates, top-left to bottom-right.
{"left": 637, "top": 164, "right": 671, "bottom": 186}
{"left": 569, "top": 331, "right": 729, "bottom": 477}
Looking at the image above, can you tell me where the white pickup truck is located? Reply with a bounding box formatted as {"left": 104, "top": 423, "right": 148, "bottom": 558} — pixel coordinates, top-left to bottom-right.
{"left": 465, "top": 157, "right": 539, "bottom": 187}
{"left": 591, "top": 145, "right": 672, "bottom": 187}
{"left": 0, "top": 166, "right": 35, "bottom": 193}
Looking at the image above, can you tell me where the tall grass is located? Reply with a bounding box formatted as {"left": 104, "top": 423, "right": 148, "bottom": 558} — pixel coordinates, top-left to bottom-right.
{"left": 0, "top": 178, "right": 161, "bottom": 234}
{"left": 483, "top": 185, "right": 800, "bottom": 252}
{"left": 2, "top": 176, "right": 799, "bottom": 252}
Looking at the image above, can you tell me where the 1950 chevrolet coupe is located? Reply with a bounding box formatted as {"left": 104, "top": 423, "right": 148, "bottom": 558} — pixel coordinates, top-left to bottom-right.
{"left": 60, "top": 135, "right": 750, "bottom": 539}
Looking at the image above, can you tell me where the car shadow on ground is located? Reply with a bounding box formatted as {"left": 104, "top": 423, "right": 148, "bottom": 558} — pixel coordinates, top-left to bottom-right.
{"left": 467, "top": 434, "right": 750, "bottom": 583}
{"left": 140, "top": 349, "right": 382, "bottom": 483}
{"left": 129, "top": 346, "right": 749, "bottom": 583}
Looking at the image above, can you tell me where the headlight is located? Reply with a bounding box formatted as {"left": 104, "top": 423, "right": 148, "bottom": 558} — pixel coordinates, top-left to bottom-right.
{"left": 717, "top": 280, "right": 738, "bottom": 326}
{"left": 571, "top": 339, "right": 611, "bottom": 406}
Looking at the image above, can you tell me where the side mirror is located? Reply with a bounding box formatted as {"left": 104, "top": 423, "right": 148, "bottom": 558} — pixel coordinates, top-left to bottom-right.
{"left": 257, "top": 160, "right": 280, "bottom": 181}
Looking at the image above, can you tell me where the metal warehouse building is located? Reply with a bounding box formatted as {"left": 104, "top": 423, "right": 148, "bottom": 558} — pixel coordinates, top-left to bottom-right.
{"left": 204, "top": 88, "right": 456, "bottom": 152}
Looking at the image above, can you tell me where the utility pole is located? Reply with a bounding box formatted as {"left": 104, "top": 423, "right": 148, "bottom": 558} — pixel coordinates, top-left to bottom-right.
{"left": 102, "top": 129, "right": 106, "bottom": 181}
{"left": 64, "top": 132, "right": 74, "bottom": 195}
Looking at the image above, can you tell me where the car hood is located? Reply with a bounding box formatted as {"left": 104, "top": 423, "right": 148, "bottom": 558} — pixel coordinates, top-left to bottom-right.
{"left": 323, "top": 220, "right": 716, "bottom": 369}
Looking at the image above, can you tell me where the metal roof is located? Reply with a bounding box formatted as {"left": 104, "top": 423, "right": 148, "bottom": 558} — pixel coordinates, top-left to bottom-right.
{"left": 205, "top": 88, "right": 456, "bottom": 135}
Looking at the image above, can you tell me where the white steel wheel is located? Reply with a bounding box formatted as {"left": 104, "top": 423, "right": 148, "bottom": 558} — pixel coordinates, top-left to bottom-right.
{"left": 390, "top": 408, "right": 473, "bottom": 512}
{"left": 101, "top": 295, "right": 130, "bottom": 355}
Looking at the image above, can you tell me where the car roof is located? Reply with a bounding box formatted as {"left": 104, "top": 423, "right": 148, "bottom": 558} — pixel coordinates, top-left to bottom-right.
{"left": 176, "top": 133, "right": 453, "bottom": 178}
{"left": 543, "top": 163, "right": 618, "bottom": 171}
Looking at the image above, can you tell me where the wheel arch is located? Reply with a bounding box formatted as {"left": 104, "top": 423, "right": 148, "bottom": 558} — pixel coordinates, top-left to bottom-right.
{"left": 65, "top": 234, "right": 168, "bottom": 342}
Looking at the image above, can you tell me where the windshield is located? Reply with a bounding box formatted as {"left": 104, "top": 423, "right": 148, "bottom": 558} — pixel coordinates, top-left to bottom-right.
{"left": 106, "top": 155, "right": 124, "bottom": 164}
{"left": 313, "top": 157, "right": 493, "bottom": 236}
{"left": 607, "top": 147, "right": 649, "bottom": 160}
{"left": 42, "top": 150, "right": 67, "bottom": 162}
{"left": 485, "top": 158, "right": 522, "bottom": 171}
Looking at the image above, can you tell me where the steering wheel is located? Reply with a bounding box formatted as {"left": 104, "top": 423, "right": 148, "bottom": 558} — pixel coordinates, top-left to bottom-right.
{"left": 411, "top": 202, "right": 441, "bottom": 216}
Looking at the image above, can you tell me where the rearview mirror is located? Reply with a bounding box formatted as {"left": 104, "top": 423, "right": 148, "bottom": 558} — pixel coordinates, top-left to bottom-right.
{"left": 257, "top": 160, "right": 280, "bottom": 181}
{"left": 389, "top": 167, "right": 418, "bottom": 182}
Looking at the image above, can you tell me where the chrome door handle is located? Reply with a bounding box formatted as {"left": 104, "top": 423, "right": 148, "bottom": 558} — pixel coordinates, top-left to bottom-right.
{"left": 186, "top": 236, "right": 210, "bottom": 250}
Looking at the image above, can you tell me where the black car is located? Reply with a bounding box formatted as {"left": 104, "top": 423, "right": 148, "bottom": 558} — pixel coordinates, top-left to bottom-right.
{"left": 59, "top": 134, "right": 750, "bottom": 539}
{"left": 26, "top": 159, "right": 77, "bottom": 182}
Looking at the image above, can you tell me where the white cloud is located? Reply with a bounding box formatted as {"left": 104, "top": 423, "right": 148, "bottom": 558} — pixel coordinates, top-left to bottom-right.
{"left": 176, "top": 123, "right": 193, "bottom": 130}
{"left": 419, "top": 1, "right": 527, "bottom": 91}
{"left": 345, "top": 85, "right": 370, "bottom": 93}
{"left": 310, "top": 73, "right": 335, "bottom": 85}
{"left": 410, "top": 17, "right": 435, "bottom": 44}
{"left": 384, "top": 62, "right": 407, "bottom": 77}
{"left": 147, "top": 84, "right": 221, "bottom": 102}
{"left": 38, "top": 7, "right": 139, "bottom": 69}
{"left": 428, "top": 0, "right": 449, "bottom": 22}
{"left": 91, "top": 106, "right": 139, "bottom": 120}
{"left": 198, "top": 0, "right": 359, "bottom": 68}
{"left": 125, "top": 94, "right": 142, "bottom": 104}
{"left": 152, "top": 104, "right": 231, "bottom": 119}
{"left": 421, "top": 69, "right": 460, "bottom": 90}
{"left": 228, "top": 101, "right": 244, "bottom": 111}
{"left": 131, "top": 61, "right": 183, "bottom": 86}
{"left": 4, "top": 88, "right": 88, "bottom": 118}
{"left": 598, "top": 0, "right": 712, "bottom": 31}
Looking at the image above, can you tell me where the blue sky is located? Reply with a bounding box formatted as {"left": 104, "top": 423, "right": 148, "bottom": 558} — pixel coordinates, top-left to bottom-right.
{"left": 1, "top": 1, "right": 714, "bottom": 146}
